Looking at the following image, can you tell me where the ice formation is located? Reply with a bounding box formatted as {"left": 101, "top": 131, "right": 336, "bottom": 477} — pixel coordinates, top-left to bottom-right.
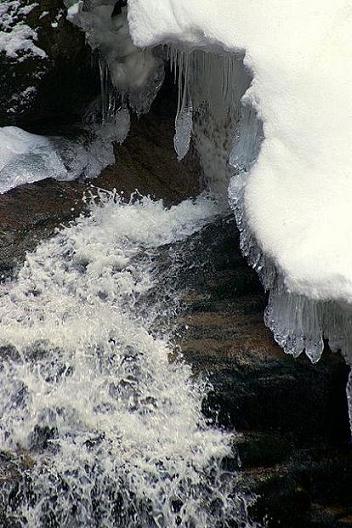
{"left": 66, "top": 0, "right": 164, "bottom": 113}
{"left": 128, "top": 0, "right": 352, "bottom": 302}
{"left": 0, "top": 127, "right": 67, "bottom": 192}
{"left": 128, "top": 0, "right": 352, "bottom": 418}
{"left": 0, "top": 111, "right": 130, "bottom": 193}
{"left": 0, "top": 192, "right": 256, "bottom": 526}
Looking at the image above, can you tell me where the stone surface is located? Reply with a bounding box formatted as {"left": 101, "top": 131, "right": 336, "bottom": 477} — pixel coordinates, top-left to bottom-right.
{"left": 165, "top": 217, "right": 352, "bottom": 527}
{"left": 0, "top": 0, "right": 98, "bottom": 127}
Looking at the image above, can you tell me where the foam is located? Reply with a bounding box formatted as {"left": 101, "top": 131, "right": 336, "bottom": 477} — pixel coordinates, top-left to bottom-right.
{"left": 0, "top": 192, "right": 255, "bottom": 526}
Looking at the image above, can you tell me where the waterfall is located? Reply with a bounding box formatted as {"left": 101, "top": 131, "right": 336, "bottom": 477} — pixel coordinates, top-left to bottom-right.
{"left": 0, "top": 191, "right": 257, "bottom": 527}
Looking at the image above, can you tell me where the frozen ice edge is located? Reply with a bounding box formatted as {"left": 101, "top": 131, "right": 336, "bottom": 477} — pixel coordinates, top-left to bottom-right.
{"left": 163, "top": 40, "right": 352, "bottom": 427}
{"left": 230, "top": 171, "right": 352, "bottom": 428}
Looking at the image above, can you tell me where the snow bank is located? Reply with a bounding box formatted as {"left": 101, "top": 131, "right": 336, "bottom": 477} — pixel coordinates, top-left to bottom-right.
{"left": 128, "top": 0, "right": 352, "bottom": 305}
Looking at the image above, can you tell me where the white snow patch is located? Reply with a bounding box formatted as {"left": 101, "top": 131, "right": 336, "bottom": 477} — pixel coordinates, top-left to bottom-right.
{"left": 67, "top": 2, "right": 161, "bottom": 92}
{"left": 0, "top": 1, "right": 46, "bottom": 60}
{"left": 66, "top": 1, "right": 164, "bottom": 114}
{"left": 0, "top": 24, "right": 46, "bottom": 60}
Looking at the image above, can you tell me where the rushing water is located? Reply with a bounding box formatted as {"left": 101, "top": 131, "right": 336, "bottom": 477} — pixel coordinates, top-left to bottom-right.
{"left": 0, "top": 190, "right": 255, "bottom": 527}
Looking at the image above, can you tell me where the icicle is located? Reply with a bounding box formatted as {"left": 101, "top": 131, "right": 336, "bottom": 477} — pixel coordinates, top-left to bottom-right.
{"left": 174, "top": 103, "right": 193, "bottom": 161}
{"left": 347, "top": 368, "right": 352, "bottom": 433}
{"left": 167, "top": 45, "right": 252, "bottom": 193}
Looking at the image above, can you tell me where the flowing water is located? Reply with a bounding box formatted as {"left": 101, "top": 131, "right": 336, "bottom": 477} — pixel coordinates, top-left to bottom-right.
{"left": 0, "top": 190, "right": 255, "bottom": 527}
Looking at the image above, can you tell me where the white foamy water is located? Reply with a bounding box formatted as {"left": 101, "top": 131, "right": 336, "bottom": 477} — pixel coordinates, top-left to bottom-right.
{"left": 0, "top": 191, "right": 253, "bottom": 527}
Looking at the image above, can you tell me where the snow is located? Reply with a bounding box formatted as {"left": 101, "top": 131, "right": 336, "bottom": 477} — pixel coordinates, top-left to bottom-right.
{"left": 128, "top": 0, "right": 352, "bottom": 306}
{"left": 67, "top": 2, "right": 162, "bottom": 90}
{"left": 66, "top": 1, "right": 164, "bottom": 113}
{"left": 0, "top": 1, "right": 46, "bottom": 60}
{"left": 0, "top": 23, "right": 46, "bottom": 60}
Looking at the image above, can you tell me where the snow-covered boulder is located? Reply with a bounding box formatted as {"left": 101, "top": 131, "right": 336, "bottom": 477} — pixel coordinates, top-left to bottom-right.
{"left": 0, "top": 0, "right": 98, "bottom": 126}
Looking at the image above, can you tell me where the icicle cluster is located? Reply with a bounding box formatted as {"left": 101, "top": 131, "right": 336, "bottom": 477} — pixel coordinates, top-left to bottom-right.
{"left": 168, "top": 46, "right": 251, "bottom": 195}
{"left": 168, "top": 44, "right": 352, "bottom": 429}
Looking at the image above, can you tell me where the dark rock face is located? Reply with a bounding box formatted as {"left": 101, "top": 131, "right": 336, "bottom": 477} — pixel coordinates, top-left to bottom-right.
{"left": 0, "top": 0, "right": 98, "bottom": 127}
{"left": 167, "top": 218, "right": 352, "bottom": 527}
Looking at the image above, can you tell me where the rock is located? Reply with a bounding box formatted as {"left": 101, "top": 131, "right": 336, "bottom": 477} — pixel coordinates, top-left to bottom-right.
{"left": 0, "top": 178, "right": 84, "bottom": 276}
{"left": 165, "top": 217, "right": 352, "bottom": 527}
{"left": 0, "top": 0, "right": 98, "bottom": 127}
{"left": 99, "top": 102, "right": 201, "bottom": 205}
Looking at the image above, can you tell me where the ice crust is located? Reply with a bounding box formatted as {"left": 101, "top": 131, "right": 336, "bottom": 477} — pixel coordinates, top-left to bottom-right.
{"left": 0, "top": 127, "right": 67, "bottom": 193}
{"left": 0, "top": 114, "right": 130, "bottom": 193}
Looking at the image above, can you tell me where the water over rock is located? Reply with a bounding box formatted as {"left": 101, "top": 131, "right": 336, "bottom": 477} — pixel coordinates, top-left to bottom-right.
{"left": 171, "top": 218, "right": 352, "bottom": 527}
{"left": 0, "top": 154, "right": 351, "bottom": 526}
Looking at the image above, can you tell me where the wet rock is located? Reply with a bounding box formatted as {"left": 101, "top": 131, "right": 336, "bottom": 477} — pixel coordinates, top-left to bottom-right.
{"left": 0, "top": 178, "right": 84, "bottom": 276}
{"left": 98, "top": 111, "right": 201, "bottom": 206}
{"left": 168, "top": 217, "right": 352, "bottom": 527}
{"left": 0, "top": 0, "right": 98, "bottom": 127}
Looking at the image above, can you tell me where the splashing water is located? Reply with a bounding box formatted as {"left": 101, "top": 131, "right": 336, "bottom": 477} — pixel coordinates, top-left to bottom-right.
{"left": 0, "top": 191, "right": 255, "bottom": 527}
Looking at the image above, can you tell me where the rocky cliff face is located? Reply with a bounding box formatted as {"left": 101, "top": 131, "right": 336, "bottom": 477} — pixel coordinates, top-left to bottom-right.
{"left": 0, "top": 0, "right": 98, "bottom": 127}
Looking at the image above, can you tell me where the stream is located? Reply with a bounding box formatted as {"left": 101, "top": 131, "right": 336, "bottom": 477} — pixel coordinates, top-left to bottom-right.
{"left": 0, "top": 190, "right": 255, "bottom": 527}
